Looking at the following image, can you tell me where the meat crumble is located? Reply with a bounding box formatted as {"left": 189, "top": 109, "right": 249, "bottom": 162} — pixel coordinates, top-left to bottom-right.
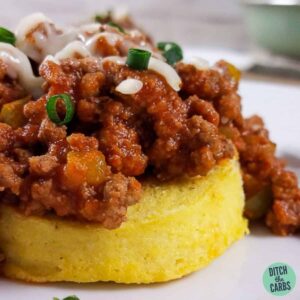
{"left": 0, "top": 14, "right": 299, "bottom": 235}
{"left": 177, "top": 61, "right": 300, "bottom": 235}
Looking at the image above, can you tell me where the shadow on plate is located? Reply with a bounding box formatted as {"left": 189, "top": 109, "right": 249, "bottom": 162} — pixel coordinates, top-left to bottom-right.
{"left": 281, "top": 152, "right": 300, "bottom": 169}
{"left": 248, "top": 220, "right": 272, "bottom": 238}
{"left": 1, "top": 271, "right": 194, "bottom": 291}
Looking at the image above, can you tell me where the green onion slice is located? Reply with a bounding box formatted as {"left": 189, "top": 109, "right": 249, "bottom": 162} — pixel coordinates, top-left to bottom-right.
{"left": 0, "top": 27, "right": 16, "bottom": 45}
{"left": 95, "top": 14, "right": 107, "bottom": 23}
{"left": 126, "top": 48, "right": 151, "bottom": 70}
{"left": 53, "top": 296, "right": 80, "bottom": 300}
{"left": 107, "top": 21, "right": 125, "bottom": 33}
{"left": 94, "top": 11, "right": 111, "bottom": 23}
{"left": 62, "top": 296, "right": 80, "bottom": 300}
{"left": 157, "top": 42, "right": 183, "bottom": 65}
{"left": 46, "top": 93, "right": 74, "bottom": 125}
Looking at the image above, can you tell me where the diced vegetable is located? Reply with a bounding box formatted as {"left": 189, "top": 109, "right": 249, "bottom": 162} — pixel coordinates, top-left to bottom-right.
{"left": 157, "top": 42, "right": 183, "bottom": 65}
{"left": 53, "top": 296, "right": 80, "bottom": 300}
{"left": 94, "top": 11, "right": 111, "bottom": 23}
{"left": 63, "top": 150, "right": 107, "bottom": 189}
{"left": 244, "top": 186, "right": 272, "bottom": 219}
{"left": 0, "top": 27, "right": 16, "bottom": 45}
{"left": 107, "top": 21, "right": 125, "bottom": 33}
{"left": 46, "top": 93, "right": 74, "bottom": 126}
{"left": 148, "top": 57, "right": 182, "bottom": 91}
{"left": 115, "top": 78, "right": 143, "bottom": 94}
{"left": 224, "top": 61, "right": 241, "bottom": 83}
{"left": 126, "top": 48, "right": 151, "bottom": 70}
{"left": 63, "top": 296, "right": 80, "bottom": 300}
{"left": 0, "top": 96, "right": 30, "bottom": 128}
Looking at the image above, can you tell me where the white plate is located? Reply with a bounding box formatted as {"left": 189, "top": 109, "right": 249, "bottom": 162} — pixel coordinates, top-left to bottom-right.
{"left": 184, "top": 47, "right": 253, "bottom": 71}
{"left": 1, "top": 78, "right": 300, "bottom": 300}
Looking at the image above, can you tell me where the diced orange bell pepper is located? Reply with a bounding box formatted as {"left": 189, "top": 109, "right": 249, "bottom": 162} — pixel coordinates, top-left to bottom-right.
{"left": 225, "top": 61, "right": 241, "bottom": 83}
{"left": 63, "top": 150, "right": 108, "bottom": 189}
{"left": 0, "top": 96, "right": 31, "bottom": 129}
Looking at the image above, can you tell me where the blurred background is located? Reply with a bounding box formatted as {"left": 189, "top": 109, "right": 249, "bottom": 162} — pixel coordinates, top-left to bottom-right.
{"left": 1, "top": 0, "right": 300, "bottom": 81}
{"left": 0, "top": 0, "right": 249, "bottom": 50}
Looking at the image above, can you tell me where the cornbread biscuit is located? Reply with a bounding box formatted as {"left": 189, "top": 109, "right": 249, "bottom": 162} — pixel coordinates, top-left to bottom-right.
{"left": 0, "top": 157, "right": 247, "bottom": 283}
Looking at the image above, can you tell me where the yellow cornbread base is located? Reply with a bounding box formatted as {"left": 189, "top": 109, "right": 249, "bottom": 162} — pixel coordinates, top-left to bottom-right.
{"left": 0, "top": 157, "right": 248, "bottom": 284}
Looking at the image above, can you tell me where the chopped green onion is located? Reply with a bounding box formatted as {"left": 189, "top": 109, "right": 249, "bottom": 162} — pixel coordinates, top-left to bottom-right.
{"left": 53, "top": 296, "right": 80, "bottom": 300}
{"left": 107, "top": 21, "right": 125, "bottom": 33}
{"left": 126, "top": 48, "right": 151, "bottom": 70}
{"left": 63, "top": 296, "right": 80, "bottom": 300}
{"left": 94, "top": 11, "right": 111, "bottom": 23}
{"left": 0, "top": 27, "right": 16, "bottom": 45}
{"left": 157, "top": 42, "right": 183, "bottom": 65}
{"left": 95, "top": 14, "right": 106, "bottom": 22}
{"left": 46, "top": 93, "right": 74, "bottom": 125}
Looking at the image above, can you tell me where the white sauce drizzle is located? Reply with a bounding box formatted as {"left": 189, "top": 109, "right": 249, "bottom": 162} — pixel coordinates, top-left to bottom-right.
{"left": 42, "top": 55, "right": 60, "bottom": 65}
{"left": 115, "top": 78, "right": 143, "bottom": 94}
{"left": 54, "top": 41, "right": 91, "bottom": 60}
{"left": 185, "top": 57, "right": 209, "bottom": 70}
{"left": 101, "top": 56, "right": 126, "bottom": 65}
{"left": 15, "top": 12, "right": 51, "bottom": 38}
{"left": 34, "top": 26, "right": 76, "bottom": 60}
{"left": 85, "top": 32, "right": 121, "bottom": 55}
{"left": 111, "top": 6, "right": 129, "bottom": 22}
{"left": 15, "top": 13, "right": 76, "bottom": 63}
{"left": 148, "top": 57, "right": 182, "bottom": 91}
{"left": 77, "top": 23, "right": 100, "bottom": 42}
{"left": 0, "top": 43, "right": 43, "bottom": 97}
{"left": 4, "top": 12, "right": 184, "bottom": 96}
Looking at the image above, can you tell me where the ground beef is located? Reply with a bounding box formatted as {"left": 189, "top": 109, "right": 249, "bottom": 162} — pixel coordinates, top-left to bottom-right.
{"left": 0, "top": 155, "right": 23, "bottom": 195}
{"left": 176, "top": 60, "right": 238, "bottom": 100}
{"left": 178, "top": 61, "right": 300, "bottom": 235}
{"left": 0, "top": 34, "right": 299, "bottom": 234}
{"left": 98, "top": 100, "right": 148, "bottom": 176}
{"left": 77, "top": 97, "right": 102, "bottom": 123}
{"left": 79, "top": 72, "right": 105, "bottom": 98}
{"left": 67, "top": 133, "right": 99, "bottom": 152}
{"left": 38, "top": 118, "right": 67, "bottom": 144}
{"left": 17, "top": 131, "right": 142, "bottom": 228}
{"left": 0, "top": 123, "right": 15, "bottom": 152}
{"left": 101, "top": 60, "right": 233, "bottom": 180}
{"left": 0, "top": 56, "right": 234, "bottom": 229}
{"left": 29, "top": 154, "right": 59, "bottom": 176}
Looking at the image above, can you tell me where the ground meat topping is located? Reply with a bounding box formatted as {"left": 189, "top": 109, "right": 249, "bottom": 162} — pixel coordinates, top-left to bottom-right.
{"left": 0, "top": 55, "right": 234, "bottom": 228}
{"left": 178, "top": 60, "right": 300, "bottom": 235}
{"left": 29, "top": 154, "right": 59, "bottom": 176}
{"left": 101, "top": 61, "right": 233, "bottom": 180}
{"left": 0, "top": 123, "right": 15, "bottom": 152}
{"left": 0, "top": 16, "right": 299, "bottom": 234}
{"left": 0, "top": 155, "right": 23, "bottom": 195}
{"left": 98, "top": 100, "right": 148, "bottom": 176}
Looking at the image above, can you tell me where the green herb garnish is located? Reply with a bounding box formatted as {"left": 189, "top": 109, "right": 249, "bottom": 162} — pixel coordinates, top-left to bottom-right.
{"left": 94, "top": 10, "right": 111, "bottom": 23}
{"left": 0, "top": 27, "right": 16, "bottom": 45}
{"left": 53, "top": 296, "right": 80, "bottom": 300}
{"left": 157, "top": 42, "right": 183, "bottom": 65}
{"left": 63, "top": 296, "right": 80, "bottom": 300}
{"left": 126, "top": 48, "right": 151, "bottom": 70}
{"left": 46, "top": 93, "right": 74, "bottom": 126}
{"left": 107, "top": 21, "right": 125, "bottom": 33}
